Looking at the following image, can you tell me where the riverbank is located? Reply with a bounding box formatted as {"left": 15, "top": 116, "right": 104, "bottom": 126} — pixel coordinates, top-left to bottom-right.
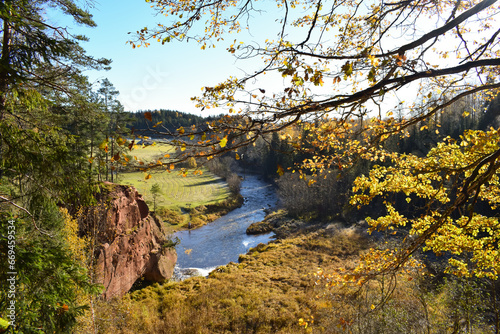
{"left": 85, "top": 205, "right": 468, "bottom": 334}
{"left": 85, "top": 218, "right": 371, "bottom": 333}
{"left": 81, "top": 177, "right": 377, "bottom": 333}
{"left": 158, "top": 193, "right": 244, "bottom": 234}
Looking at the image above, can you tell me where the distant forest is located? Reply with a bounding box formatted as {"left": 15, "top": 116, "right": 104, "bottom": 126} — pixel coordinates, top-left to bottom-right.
{"left": 128, "top": 109, "right": 222, "bottom": 137}
{"left": 124, "top": 94, "right": 500, "bottom": 223}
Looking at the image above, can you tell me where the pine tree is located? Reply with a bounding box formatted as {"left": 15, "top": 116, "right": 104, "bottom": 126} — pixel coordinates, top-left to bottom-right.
{"left": 0, "top": 1, "right": 111, "bottom": 332}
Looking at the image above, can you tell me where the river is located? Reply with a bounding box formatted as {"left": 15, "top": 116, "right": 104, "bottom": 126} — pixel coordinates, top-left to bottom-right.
{"left": 173, "top": 174, "right": 278, "bottom": 279}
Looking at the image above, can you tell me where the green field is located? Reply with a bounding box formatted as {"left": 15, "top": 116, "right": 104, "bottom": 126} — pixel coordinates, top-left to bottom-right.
{"left": 117, "top": 169, "right": 230, "bottom": 210}
{"left": 118, "top": 142, "right": 231, "bottom": 211}
{"left": 127, "top": 142, "right": 175, "bottom": 161}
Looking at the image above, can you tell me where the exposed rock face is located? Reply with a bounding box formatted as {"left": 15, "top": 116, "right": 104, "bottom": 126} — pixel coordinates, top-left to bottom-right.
{"left": 84, "top": 183, "right": 176, "bottom": 300}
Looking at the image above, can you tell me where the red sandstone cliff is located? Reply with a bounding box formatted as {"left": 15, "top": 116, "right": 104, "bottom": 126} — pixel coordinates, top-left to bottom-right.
{"left": 80, "top": 183, "right": 177, "bottom": 300}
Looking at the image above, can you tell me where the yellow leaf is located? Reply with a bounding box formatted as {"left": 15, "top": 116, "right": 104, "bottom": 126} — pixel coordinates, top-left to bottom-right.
{"left": 116, "top": 136, "right": 127, "bottom": 145}
{"left": 371, "top": 304, "right": 375, "bottom": 310}
{"left": 277, "top": 164, "right": 284, "bottom": 176}
{"left": 145, "top": 174, "right": 152, "bottom": 180}
{"left": 99, "top": 140, "right": 108, "bottom": 151}
{"left": 170, "top": 164, "right": 175, "bottom": 170}
{"left": 177, "top": 127, "right": 185, "bottom": 135}
{"left": 235, "top": 153, "right": 240, "bottom": 160}
{"left": 164, "top": 154, "right": 170, "bottom": 158}
{"left": 220, "top": 136, "right": 228, "bottom": 148}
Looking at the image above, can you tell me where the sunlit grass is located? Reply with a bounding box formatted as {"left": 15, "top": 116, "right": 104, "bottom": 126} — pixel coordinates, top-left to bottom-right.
{"left": 127, "top": 142, "right": 176, "bottom": 162}
{"left": 91, "top": 222, "right": 372, "bottom": 333}
{"left": 116, "top": 140, "right": 234, "bottom": 232}
{"left": 117, "top": 169, "right": 230, "bottom": 210}
{"left": 93, "top": 221, "right": 481, "bottom": 334}
{"left": 119, "top": 140, "right": 230, "bottom": 209}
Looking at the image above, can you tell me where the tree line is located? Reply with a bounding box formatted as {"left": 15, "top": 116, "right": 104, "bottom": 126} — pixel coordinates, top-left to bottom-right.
{"left": 0, "top": 2, "right": 135, "bottom": 331}
{"left": 128, "top": 109, "right": 222, "bottom": 138}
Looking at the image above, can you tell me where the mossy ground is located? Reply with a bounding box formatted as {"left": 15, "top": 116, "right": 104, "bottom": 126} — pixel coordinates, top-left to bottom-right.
{"left": 86, "top": 215, "right": 489, "bottom": 334}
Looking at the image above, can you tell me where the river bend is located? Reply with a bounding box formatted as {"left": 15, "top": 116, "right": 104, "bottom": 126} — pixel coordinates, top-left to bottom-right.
{"left": 173, "top": 174, "right": 277, "bottom": 278}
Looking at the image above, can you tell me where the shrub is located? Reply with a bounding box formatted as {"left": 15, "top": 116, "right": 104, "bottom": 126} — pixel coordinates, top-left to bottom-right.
{"left": 187, "top": 157, "right": 197, "bottom": 169}
{"left": 155, "top": 207, "right": 184, "bottom": 225}
{"left": 277, "top": 171, "right": 347, "bottom": 218}
{"left": 226, "top": 173, "right": 241, "bottom": 194}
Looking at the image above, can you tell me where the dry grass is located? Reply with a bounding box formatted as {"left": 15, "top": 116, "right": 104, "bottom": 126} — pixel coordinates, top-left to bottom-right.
{"left": 89, "top": 218, "right": 498, "bottom": 334}
{"left": 92, "top": 222, "right": 371, "bottom": 334}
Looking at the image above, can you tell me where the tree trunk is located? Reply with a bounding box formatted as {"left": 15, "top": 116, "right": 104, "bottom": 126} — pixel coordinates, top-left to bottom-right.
{"left": 0, "top": 12, "right": 12, "bottom": 178}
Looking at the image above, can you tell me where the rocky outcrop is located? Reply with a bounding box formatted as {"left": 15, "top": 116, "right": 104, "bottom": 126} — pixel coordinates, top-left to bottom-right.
{"left": 246, "top": 220, "right": 273, "bottom": 235}
{"left": 246, "top": 210, "right": 309, "bottom": 239}
{"left": 81, "top": 183, "right": 176, "bottom": 300}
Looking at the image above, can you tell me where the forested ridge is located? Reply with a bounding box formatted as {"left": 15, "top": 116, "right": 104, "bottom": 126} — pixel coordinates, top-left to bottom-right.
{"left": 128, "top": 109, "right": 221, "bottom": 137}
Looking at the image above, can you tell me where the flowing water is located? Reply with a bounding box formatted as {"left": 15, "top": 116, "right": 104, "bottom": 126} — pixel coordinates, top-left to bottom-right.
{"left": 173, "top": 174, "right": 277, "bottom": 279}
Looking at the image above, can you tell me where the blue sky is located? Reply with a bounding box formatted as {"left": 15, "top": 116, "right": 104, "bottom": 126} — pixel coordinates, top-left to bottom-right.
{"left": 53, "top": 0, "right": 271, "bottom": 114}
{"left": 49, "top": 1, "right": 497, "bottom": 119}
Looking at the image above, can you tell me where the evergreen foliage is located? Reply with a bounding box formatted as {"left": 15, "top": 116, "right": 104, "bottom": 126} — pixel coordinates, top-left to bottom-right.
{"left": 0, "top": 1, "right": 113, "bottom": 332}
{"left": 128, "top": 109, "right": 221, "bottom": 137}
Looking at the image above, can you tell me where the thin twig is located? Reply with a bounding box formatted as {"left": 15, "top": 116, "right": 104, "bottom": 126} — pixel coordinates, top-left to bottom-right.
{"left": 0, "top": 195, "right": 52, "bottom": 236}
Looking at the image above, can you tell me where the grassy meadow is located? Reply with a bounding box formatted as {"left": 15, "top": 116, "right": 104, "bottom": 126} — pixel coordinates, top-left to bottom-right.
{"left": 126, "top": 141, "right": 174, "bottom": 161}
{"left": 86, "top": 221, "right": 368, "bottom": 334}
{"left": 118, "top": 169, "right": 230, "bottom": 210}
{"left": 117, "top": 142, "right": 235, "bottom": 231}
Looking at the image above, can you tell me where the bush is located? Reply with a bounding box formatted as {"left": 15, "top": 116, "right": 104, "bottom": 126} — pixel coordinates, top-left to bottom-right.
{"left": 155, "top": 207, "right": 184, "bottom": 225}
{"left": 187, "top": 157, "right": 197, "bottom": 169}
{"left": 226, "top": 173, "right": 241, "bottom": 194}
